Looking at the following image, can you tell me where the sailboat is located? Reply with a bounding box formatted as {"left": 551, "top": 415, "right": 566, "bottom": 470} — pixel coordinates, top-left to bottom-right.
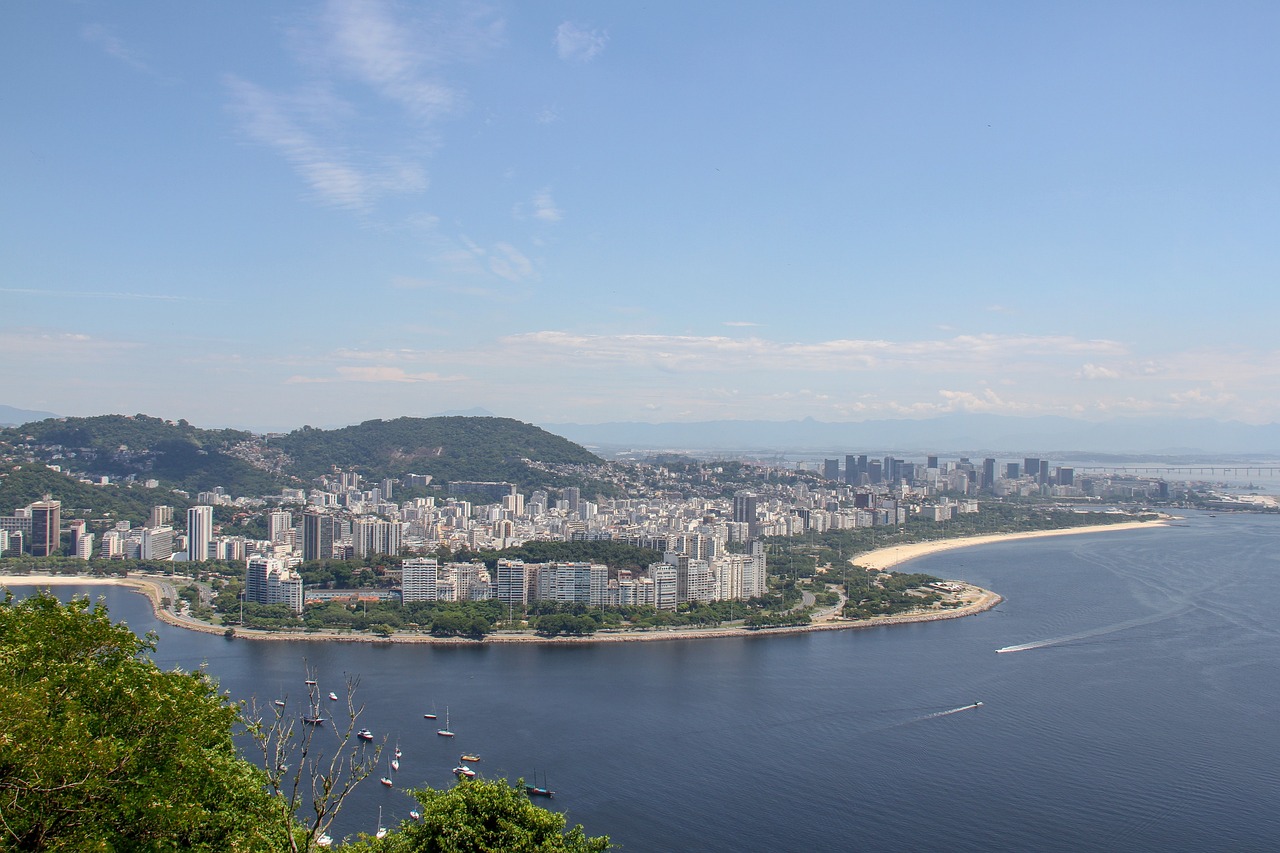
{"left": 526, "top": 770, "right": 554, "bottom": 799}
{"left": 423, "top": 703, "right": 438, "bottom": 720}
{"left": 436, "top": 706, "right": 454, "bottom": 737}
{"left": 375, "top": 806, "right": 387, "bottom": 839}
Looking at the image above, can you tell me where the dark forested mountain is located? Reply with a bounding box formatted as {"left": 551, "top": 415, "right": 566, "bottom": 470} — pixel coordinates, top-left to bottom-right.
{"left": 0, "top": 414, "right": 603, "bottom": 497}
{"left": 268, "top": 416, "right": 602, "bottom": 484}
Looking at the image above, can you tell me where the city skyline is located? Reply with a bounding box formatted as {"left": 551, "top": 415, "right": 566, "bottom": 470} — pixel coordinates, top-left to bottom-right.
{"left": 5, "top": 2, "right": 1280, "bottom": 432}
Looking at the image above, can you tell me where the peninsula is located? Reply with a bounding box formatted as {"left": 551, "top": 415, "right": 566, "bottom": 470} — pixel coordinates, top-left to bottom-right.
{"left": 0, "top": 517, "right": 1165, "bottom": 645}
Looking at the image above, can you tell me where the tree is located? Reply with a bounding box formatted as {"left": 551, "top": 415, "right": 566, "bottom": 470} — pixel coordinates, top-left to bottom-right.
{"left": 245, "top": 668, "right": 383, "bottom": 852}
{"left": 0, "top": 590, "right": 294, "bottom": 850}
{"left": 345, "top": 777, "right": 610, "bottom": 853}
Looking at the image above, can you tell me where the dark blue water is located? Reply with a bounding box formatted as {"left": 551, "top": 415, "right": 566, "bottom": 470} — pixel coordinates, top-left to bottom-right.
{"left": 14, "top": 511, "right": 1280, "bottom": 851}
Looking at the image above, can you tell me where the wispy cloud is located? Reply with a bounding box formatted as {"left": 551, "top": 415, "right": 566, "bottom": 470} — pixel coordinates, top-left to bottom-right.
{"left": 226, "top": 0, "right": 500, "bottom": 211}
{"left": 0, "top": 328, "right": 142, "bottom": 360}
{"left": 287, "top": 365, "right": 463, "bottom": 384}
{"left": 81, "top": 24, "right": 153, "bottom": 74}
{"left": 534, "top": 189, "right": 562, "bottom": 222}
{"left": 723, "top": 321, "right": 760, "bottom": 328}
{"left": 227, "top": 76, "right": 426, "bottom": 211}
{"left": 497, "top": 331, "right": 1127, "bottom": 373}
{"left": 555, "top": 22, "right": 608, "bottom": 62}
{"left": 321, "top": 0, "right": 460, "bottom": 122}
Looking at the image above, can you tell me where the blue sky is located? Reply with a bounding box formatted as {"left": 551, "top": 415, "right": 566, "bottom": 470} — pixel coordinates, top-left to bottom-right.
{"left": 4, "top": 1, "right": 1278, "bottom": 432}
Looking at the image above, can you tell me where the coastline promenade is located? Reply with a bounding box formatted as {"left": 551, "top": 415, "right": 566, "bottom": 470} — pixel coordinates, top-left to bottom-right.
{"left": 0, "top": 518, "right": 1166, "bottom": 645}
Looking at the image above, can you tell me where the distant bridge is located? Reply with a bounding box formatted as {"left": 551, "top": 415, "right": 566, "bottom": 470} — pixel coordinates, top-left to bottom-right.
{"left": 1073, "top": 466, "right": 1280, "bottom": 478}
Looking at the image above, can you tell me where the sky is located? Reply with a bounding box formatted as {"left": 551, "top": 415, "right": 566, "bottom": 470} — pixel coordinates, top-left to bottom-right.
{"left": 4, "top": 1, "right": 1280, "bottom": 433}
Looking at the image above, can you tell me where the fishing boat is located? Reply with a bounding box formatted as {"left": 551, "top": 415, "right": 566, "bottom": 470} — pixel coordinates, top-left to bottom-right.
{"left": 459, "top": 753, "right": 480, "bottom": 763}
{"left": 453, "top": 765, "right": 476, "bottom": 778}
{"left": 436, "top": 707, "right": 454, "bottom": 737}
{"left": 357, "top": 728, "right": 374, "bottom": 741}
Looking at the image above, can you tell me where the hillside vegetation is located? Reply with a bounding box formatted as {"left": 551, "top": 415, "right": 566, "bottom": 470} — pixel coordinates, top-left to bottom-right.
{"left": 270, "top": 416, "right": 601, "bottom": 480}
{"left": 0, "top": 414, "right": 604, "bottom": 497}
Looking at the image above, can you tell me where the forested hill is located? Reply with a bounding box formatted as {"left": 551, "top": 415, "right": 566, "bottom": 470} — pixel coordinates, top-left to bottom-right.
{"left": 268, "top": 416, "right": 603, "bottom": 483}
{"left": 0, "top": 414, "right": 287, "bottom": 496}
{"left": 1, "top": 414, "right": 604, "bottom": 496}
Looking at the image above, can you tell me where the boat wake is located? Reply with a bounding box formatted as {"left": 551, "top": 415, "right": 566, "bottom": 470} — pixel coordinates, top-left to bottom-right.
{"left": 917, "top": 702, "right": 984, "bottom": 720}
{"left": 995, "top": 604, "right": 1192, "bottom": 654}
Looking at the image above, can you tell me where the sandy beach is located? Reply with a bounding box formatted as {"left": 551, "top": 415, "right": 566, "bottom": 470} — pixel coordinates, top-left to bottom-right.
{"left": 0, "top": 517, "right": 1166, "bottom": 645}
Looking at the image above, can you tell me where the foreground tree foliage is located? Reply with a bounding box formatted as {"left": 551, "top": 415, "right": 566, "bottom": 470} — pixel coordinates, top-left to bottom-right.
{"left": 0, "top": 590, "right": 294, "bottom": 851}
{"left": 346, "top": 778, "right": 610, "bottom": 853}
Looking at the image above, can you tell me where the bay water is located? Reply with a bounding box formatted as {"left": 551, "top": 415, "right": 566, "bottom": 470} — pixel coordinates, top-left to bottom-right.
{"left": 18, "top": 510, "right": 1280, "bottom": 851}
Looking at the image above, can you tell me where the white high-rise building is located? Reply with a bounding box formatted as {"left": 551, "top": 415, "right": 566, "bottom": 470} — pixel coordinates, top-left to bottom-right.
{"left": 495, "top": 559, "right": 528, "bottom": 606}
{"left": 268, "top": 510, "right": 293, "bottom": 544}
{"left": 401, "top": 557, "right": 439, "bottom": 603}
{"left": 187, "top": 505, "right": 213, "bottom": 562}
{"left": 245, "top": 554, "right": 303, "bottom": 613}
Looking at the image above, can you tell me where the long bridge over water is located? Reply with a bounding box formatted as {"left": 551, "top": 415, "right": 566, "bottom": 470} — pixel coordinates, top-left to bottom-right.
{"left": 1073, "top": 466, "right": 1280, "bottom": 478}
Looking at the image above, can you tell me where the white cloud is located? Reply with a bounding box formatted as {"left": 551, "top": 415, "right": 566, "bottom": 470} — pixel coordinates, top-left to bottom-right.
{"left": 555, "top": 22, "right": 608, "bottom": 62}
{"left": 228, "top": 76, "right": 428, "bottom": 211}
{"left": 287, "top": 365, "right": 462, "bottom": 384}
{"left": 226, "top": 1, "right": 502, "bottom": 212}
{"left": 532, "top": 189, "right": 562, "bottom": 222}
{"left": 723, "top": 321, "right": 760, "bottom": 327}
{"left": 1077, "top": 363, "right": 1121, "bottom": 380}
{"left": 322, "top": 0, "right": 460, "bottom": 122}
{"left": 81, "top": 24, "right": 152, "bottom": 74}
{"left": 496, "top": 331, "right": 1127, "bottom": 373}
{"left": 488, "top": 243, "right": 535, "bottom": 282}
{"left": 0, "top": 328, "right": 142, "bottom": 360}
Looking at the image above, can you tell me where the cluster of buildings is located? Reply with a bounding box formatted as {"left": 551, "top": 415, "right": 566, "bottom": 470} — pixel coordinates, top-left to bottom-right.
{"left": 818, "top": 453, "right": 1171, "bottom": 500}
{"left": 388, "top": 544, "right": 768, "bottom": 611}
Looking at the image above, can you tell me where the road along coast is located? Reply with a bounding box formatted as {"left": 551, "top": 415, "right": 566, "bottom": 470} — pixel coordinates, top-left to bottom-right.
{"left": 0, "top": 517, "right": 1167, "bottom": 646}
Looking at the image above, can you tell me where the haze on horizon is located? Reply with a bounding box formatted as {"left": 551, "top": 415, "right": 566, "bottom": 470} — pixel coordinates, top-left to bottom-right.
{"left": 4, "top": 2, "right": 1279, "bottom": 434}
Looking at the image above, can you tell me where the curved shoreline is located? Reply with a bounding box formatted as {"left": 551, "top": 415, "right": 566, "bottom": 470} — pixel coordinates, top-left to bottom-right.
{"left": 0, "top": 517, "right": 1166, "bottom": 646}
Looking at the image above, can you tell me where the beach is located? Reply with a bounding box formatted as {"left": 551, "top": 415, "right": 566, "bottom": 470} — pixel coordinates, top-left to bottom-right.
{"left": 0, "top": 517, "right": 1166, "bottom": 645}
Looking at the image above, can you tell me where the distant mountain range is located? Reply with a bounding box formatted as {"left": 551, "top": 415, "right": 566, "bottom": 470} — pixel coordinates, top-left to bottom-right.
{"left": 0, "top": 404, "right": 56, "bottom": 427}
{"left": 540, "top": 414, "right": 1280, "bottom": 457}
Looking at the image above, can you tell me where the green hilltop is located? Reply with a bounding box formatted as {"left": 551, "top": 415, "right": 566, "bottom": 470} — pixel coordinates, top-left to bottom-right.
{"left": 0, "top": 414, "right": 604, "bottom": 498}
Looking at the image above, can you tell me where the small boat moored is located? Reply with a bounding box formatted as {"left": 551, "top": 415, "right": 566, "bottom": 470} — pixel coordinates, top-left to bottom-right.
{"left": 357, "top": 729, "right": 374, "bottom": 741}
{"left": 380, "top": 776, "right": 393, "bottom": 787}
{"left": 459, "top": 753, "right": 480, "bottom": 763}
{"left": 328, "top": 692, "right": 338, "bottom": 701}
{"left": 453, "top": 765, "right": 476, "bottom": 778}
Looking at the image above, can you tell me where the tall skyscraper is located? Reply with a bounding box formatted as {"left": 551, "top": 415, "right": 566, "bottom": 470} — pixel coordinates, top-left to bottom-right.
{"left": 733, "top": 491, "right": 759, "bottom": 537}
{"left": 30, "top": 500, "right": 61, "bottom": 557}
{"left": 823, "top": 459, "right": 840, "bottom": 481}
{"left": 187, "top": 505, "right": 213, "bottom": 562}
{"left": 982, "top": 458, "right": 996, "bottom": 490}
{"left": 302, "top": 510, "right": 335, "bottom": 562}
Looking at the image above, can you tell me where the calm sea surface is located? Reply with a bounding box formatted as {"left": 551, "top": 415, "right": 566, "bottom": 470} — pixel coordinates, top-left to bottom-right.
{"left": 17, "top": 510, "right": 1280, "bottom": 852}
